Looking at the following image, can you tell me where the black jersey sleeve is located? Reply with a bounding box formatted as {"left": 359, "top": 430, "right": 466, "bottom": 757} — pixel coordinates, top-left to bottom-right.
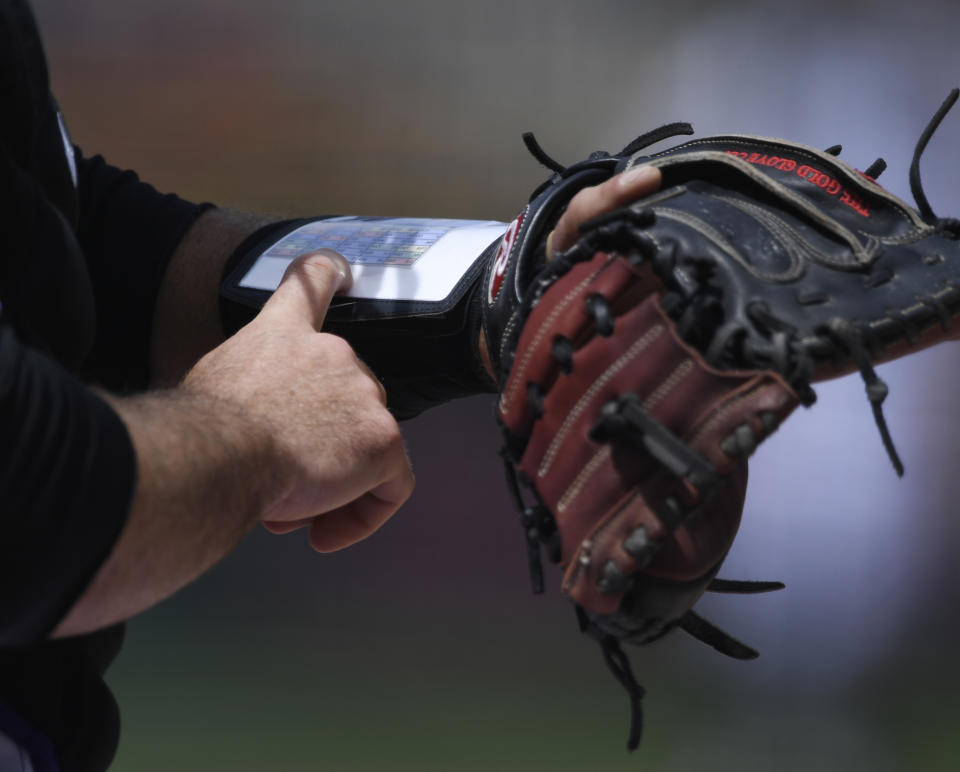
{"left": 0, "top": 321, "right": 136, "bottom": 646}
{"left": 75, "top": 151, "right": 211, "bottom": 392}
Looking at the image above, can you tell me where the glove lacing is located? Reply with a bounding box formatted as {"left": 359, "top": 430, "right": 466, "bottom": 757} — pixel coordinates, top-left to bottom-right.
{"left": 499, "top": 96, "right": 960, "bottom": 748}
{"left": 500, "top": 131, "right": 787, "bottom": 752}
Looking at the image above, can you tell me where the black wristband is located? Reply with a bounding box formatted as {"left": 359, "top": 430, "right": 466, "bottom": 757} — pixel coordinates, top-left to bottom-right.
{"left": 217, "top": 216, "right": 497, "bottom": 418}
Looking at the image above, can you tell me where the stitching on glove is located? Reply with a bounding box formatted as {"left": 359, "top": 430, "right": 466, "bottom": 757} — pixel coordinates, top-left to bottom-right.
{"left": 557, "top": 445, "right": 611, "bottom": 514}
{"left": 499, "top": 273, "right": 594, "bottom": 414}
{"left": 653, "top": 151, "right": 883, "bottom": 263}
{"left": 714, "top": 193, "right": 832, "bottom": 273}
{"left": 555, "top": 357, "right": 700, "bottom": 513}
{"left": 537, "top": 324, "right": 666, "bottom": 478}
{"left": 865, "top": 226, "right": 935, "bottom": 246}
{"left": 642, "top": 358, "right": 695, "bottom": 413}
{"left": 652, "top": 207, "right": 758, "bottom": 276}
{"left": 644, "top": 135, "right": 927, "bottom": 228}
{"left": 685, "top": 380, "right": 775, "bottom": 450}
{"left": 563, "top": 486, "right": 651, "bottom": 594}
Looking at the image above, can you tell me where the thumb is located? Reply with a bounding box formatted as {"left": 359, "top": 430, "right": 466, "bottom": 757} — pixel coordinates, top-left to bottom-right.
{"left": 259, "top": 249, "right": 353, "bottom": 331}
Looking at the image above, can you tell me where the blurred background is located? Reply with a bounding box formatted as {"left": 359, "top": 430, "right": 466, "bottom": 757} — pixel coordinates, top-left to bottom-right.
{"left": 30, "top": 0, "right": 960, "bottom": 769}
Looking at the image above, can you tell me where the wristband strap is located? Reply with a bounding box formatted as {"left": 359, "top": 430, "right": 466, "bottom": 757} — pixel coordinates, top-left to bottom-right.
{"left": 217, "top": 215, "right": 498, "bottom": 418}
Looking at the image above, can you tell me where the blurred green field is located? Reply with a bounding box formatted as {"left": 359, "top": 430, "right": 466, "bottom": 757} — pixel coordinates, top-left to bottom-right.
{"left": 108, "top": 596, "right": 960, "bottom": 772}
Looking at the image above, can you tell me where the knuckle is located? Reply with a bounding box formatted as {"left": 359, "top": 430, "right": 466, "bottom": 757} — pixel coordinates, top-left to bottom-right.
{"left": 352, "top": 409, "right": 403, "bottom": 462}
{"left": 295, "top": 252, "right": 340, "bottom": 285}
{"left": 560, "top": 187, "right": 605, "bottom": 235}
{"left": 570, "top": 184, "right": 603, "bottom": 212}
{"left": 353, "top": 359, "right": 387, "bottom": 403}
{"left": 566, "top": 188, "right": 592, "bottom": 217}
{"left": 359, "top": 374, "right": 387, "bottom": 404}
{"left": 372, "top": 410, "right": 403, "bottom": 444}
{"left": 318, "top": 332, "right": 356, "bottom": 359}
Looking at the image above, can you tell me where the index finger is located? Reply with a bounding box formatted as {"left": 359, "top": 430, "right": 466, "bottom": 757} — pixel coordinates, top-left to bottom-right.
{"left": 548, "top": 165, "right": 662, "bottom": 260}
{"left": 259, "top": 249, "right": 353, "bottom": 332}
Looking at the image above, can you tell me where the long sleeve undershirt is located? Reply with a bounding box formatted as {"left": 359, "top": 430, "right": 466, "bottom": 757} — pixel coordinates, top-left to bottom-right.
{"left": 0, "top": 143, "right": 206, "bottom": 647}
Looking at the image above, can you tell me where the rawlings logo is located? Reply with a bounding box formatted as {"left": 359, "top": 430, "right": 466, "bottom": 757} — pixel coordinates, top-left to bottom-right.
{"left": 488, "top": 209, "right": 525, "bottom": 304}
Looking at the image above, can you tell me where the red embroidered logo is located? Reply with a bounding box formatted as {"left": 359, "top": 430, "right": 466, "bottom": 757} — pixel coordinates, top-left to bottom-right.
{"left": 726, "top": 150, "right": 871, "bottom": 217}
{"left": 488, "top": 209, "right": 525, "bottom": 304}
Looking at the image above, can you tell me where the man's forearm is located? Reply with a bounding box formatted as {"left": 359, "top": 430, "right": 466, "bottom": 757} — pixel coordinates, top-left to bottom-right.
{"left": 51, "top": 388, "right": 279, "bottom": 638}
{"left": 149, "top": 208, "right": 280, "bottom": 387}
{"left": 55, "top": 251, "right": 415, "bottom": 638}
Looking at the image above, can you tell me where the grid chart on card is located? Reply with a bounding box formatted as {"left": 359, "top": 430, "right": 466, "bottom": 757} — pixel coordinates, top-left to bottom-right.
{"left": 262, "top": 218, "right": 477, "bottom": 266}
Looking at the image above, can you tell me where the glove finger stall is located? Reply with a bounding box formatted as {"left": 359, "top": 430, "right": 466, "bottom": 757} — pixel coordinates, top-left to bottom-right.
{"left": 563, "top": 465, "right": 748, "bottom": 638}
{"left": 515, "top": 291, "right": 797, "bottom": 622}
{"left": 499, "top": 251, "right": 657, "bottom": 435}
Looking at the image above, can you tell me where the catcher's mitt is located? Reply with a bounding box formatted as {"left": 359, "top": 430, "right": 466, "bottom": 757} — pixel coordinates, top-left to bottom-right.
{"left": 482, "top": 90, "right": 960, "bottom": 749}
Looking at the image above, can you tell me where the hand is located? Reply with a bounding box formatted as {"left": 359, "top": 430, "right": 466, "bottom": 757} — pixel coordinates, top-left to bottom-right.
{"left": 546, "top": 165, "right": 662, "bottom": 260}
{"left": 183, "top": 249, "right": 415, "bottom": 552}
{"left": 478, "top": 165, "right": 663, "bottom": 380}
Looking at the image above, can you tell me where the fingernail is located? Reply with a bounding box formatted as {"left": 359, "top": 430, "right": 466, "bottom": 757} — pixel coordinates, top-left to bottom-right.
{"left": 619, "top": 165, "right": 658, "bottom": 188}
{"left": 312, "top": 248, "right": 350, "bottom": 287}
{"left": 545, "top": 231, "right": 556, "bottom": 260}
